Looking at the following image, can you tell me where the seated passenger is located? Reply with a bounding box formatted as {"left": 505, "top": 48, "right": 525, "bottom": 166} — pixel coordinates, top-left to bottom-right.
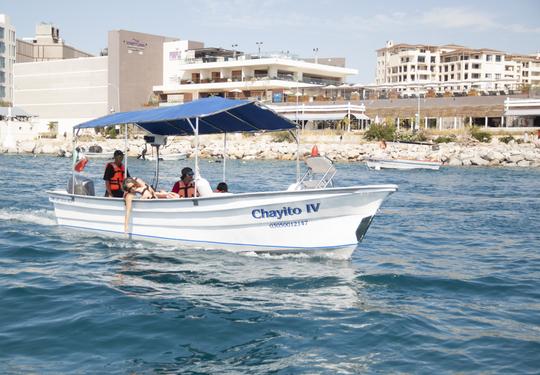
{"left": 123, "top": 177, "right": 179, "bottom": 232}
{"left": 215, "top": 182, "right": 228, "bottom": 193}
{"left": 172, "top": 167, "right": 199, "bottom": 198}
{"left": 123, "top": 177, "right": 179, "bottom": 200}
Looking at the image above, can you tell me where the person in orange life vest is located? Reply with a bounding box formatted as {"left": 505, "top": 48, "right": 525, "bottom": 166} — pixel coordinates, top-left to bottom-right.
{"left": 171, "top": 167, "right": 198, "bottom": 198}
{"left": 215, "top": 182, "right": 228, "bottom": 193}
{"left": 103, "top": 150, "right": 130, "bottom": 198}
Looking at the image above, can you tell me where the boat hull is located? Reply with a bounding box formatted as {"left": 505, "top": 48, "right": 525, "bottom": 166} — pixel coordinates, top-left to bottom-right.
{"left": 48, "top": 185, "right": 397, "bottom": 258}
{"left": 146, "top": 153, "right": 187, "bottom": 161}
{"left": 366, "top": 158, "right": 441, "bottom": 170}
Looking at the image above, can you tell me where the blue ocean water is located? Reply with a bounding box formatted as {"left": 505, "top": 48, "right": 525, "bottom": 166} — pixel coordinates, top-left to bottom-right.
{"left": 1, "top": 154, "right": 539, "bottom": 374}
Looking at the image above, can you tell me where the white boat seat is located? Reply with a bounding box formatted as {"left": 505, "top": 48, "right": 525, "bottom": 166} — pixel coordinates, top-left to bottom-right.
{"left": 298, "top": 156, "right": 336, "bottom": 189}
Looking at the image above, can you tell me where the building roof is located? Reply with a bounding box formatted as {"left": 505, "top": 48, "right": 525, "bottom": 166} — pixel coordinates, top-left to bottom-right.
{"left": 0, "top": 106, "right": 33, "bottom": 117}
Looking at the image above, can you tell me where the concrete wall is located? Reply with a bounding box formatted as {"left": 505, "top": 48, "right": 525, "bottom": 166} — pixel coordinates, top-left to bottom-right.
{"left": 108, "top": 30, "right": 177, "bottom": 112}
{"left": 13, "top": 56, "right": 108, "bottom": 120}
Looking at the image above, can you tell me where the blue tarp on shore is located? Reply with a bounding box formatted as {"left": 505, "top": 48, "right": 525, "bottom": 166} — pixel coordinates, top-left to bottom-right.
{"left": 74, "top": 97, "right": 296, "bottom": 135}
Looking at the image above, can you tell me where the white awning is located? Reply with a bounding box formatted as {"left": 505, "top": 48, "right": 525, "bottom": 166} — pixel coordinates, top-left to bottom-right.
{"left": 280, "top": 112, "right": 370, "bottom": 121}
{"left": 505, "top": 109, "right": 540, "bottom": 116}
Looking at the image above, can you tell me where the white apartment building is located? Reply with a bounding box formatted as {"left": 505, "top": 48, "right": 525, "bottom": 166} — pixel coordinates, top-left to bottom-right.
{"left": 0, "top": 14, "right": 16, "bottom": 104}
{"left": 14, "top": 56, "right": 108, "bottom": 135}
{"left": 154, "top": 40, "right": 358, "bottom": 104}
{"left": 375, "top": 41, "right": 540, "bottom": 96}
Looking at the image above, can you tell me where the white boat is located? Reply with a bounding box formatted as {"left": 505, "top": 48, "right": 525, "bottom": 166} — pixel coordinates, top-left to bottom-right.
{"left": 84, "top": 152, "right": 112, "bottom": 159}
{"left": 366, "top": 158, "right": 442, "bottom": 170}
{"left": 48, "top": 98, "right": 397, "bottom": 259}
{"left": 145, "top": 152, "right": 187, "bottom": 161}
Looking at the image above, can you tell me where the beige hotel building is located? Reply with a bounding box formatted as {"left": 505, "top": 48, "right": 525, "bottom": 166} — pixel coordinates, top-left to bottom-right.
{"left": 374, "top": 40, "right": 540, "bottom": 96}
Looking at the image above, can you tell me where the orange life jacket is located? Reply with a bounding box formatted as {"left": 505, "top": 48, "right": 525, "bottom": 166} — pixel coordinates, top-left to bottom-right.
{"left": 176, "top": 180, "right": 196, "bottom": 198}
{"left": 106, "top": 162, "right": 125, "bottom": 191}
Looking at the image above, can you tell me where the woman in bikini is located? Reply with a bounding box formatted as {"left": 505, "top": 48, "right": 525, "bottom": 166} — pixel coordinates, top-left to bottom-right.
{"left": 123, "top": 177, "right": 179, "bottom": 232}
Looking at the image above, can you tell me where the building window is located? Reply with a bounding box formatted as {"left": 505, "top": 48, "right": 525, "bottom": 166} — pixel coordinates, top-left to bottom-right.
{"left": 0, "top": 27, "right": 4, "bottom": 39}
{"left": 444, "top": 66, "right": 449, "bottom": 72}
{"left": 418, "top": 56, "right": 425, "bottom": 63}
{"left": 495, "top": 55, "right": 501, "bottom": 62}
{"left": 495, "top": 73, "right": 501, "bottom": 79}
{"left": 451, "top": 65, "right": 454, "bottom": 71}
{"left": 430, "top": 56, "right": 436, "bottom": 63}
{"left": 231, "top": 70, "right": 242, "bottom": 81}
{"left": 472, "top": 73, "right": 480, "bottom": 79}
{"left": 486, "top": 55, "right": 492, "bottom": 61}
{"left": 485, "top": 73, "right": 492, "bottom": 79}
{"left": 472, "top": 63, "right": 481, "bottom": 69}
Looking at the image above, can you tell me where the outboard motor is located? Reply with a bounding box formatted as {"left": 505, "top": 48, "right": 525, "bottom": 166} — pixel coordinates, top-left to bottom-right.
{"left": 67, "top": 175, "right": 95, "bottom": 196}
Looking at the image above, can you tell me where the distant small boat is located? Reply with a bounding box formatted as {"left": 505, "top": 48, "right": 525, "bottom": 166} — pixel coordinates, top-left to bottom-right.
{"left": 85, "top": 152, "right": 111, "bottom": 159}
{"left": 145, "top": 152, "right": 187, "bottom": 161}
{"left": 366, "top": 158, "right": 441, "bottom": 170}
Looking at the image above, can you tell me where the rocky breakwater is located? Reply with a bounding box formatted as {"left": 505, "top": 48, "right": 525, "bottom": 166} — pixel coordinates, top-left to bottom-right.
{"left": 2, "top": 136, "right": 540, "bottom": 168}
{"left": 163, "top": 136, "right": 540, "bottom": 167}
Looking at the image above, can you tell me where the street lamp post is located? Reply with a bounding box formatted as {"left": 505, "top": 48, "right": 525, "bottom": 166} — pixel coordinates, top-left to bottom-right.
{"left": 231, "top": 43, "right": 238, "bottom": 59}
{"left": 256, "top": 41, "right": 263, "bottom": 58}
{"left": 313, "top": 47, "right": 319, "bottom": 64}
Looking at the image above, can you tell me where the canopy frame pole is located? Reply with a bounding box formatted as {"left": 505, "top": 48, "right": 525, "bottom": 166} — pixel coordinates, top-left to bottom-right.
{"left": 295, "top": 127, "right": 300, "bottom": 183}
{"left": 187, "top": 117, "right": 199, "bottom": 195}
{"left": 153, "top": 145, "right": 160, "bottom": 191}
{"left": 288, "top": 128, "right": 300, "bottom": 183}
{"left": 223, "top": 132, "right": 227, "bottom": 182}
{"left": 124, "top": 123, "right": 128, "bottom": 179}
{"left": 71, "top": 128, "right": 77, "bottom": 195}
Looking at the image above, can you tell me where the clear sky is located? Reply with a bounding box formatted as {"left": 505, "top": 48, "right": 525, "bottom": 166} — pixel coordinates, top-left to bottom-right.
{"left": 3, "top": 0, "right": 540, "bottom": 83}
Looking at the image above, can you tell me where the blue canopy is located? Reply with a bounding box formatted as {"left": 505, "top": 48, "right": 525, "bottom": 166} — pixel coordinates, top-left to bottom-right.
{"left": 75, "top": 97, "right": 296, "bottom": 135}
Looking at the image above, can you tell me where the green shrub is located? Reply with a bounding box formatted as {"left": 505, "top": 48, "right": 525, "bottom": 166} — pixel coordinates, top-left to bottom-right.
{"left": 271, "top": 131, "right": 295, "bottom": 143}
{"left": 364, "top": 124, "right": 396, "bottom": 141}
{"left": 105, "top": 126, "right": 118, "bottom": 139}
{"left": 470, "top": 127, "right": 492, "bottom": 143}
{"left": 434, "top": 134, "right": 457, "bottom": 143}
{"left": 499, "top": 135, "right": 515, "bottom": 144}
{"left": 395, "top": 131, "right": 428, "bottom": 143}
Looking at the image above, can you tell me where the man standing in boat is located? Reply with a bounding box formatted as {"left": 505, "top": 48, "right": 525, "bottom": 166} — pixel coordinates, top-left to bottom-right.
{"left": 103, "top": 150, "right": 130, "bottom": 198}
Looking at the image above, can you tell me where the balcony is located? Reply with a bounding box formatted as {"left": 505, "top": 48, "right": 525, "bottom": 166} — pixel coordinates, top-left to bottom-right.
{"left": 175, "top": 75, "right": 341, "bottom": 87}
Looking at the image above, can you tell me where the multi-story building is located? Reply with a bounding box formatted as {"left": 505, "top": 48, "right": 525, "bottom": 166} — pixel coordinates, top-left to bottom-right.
{"left": 16, "top": 23, "right": 93, "bottom": 63}
{"left": 14, "top": 27, "right": 175, "bottom": 135}
{"left": 375, "top": 40, "right": 540, "bottom": 96}
{"left": 154, "top": 40, "right": 357, "bottom": 104}
{"left": 0, "top": 14, "right": 16, "bottom": 104}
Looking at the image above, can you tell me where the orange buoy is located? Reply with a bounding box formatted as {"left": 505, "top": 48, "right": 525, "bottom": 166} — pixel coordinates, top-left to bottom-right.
{"left": 311, "top": 145, "right": 319, "bottom": 157}
{"left": 74, "top": 158, "right": 88, "bottom": 172}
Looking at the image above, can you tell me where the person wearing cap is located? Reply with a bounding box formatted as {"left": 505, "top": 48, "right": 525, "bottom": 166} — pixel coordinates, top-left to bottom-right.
{"left": 171, "top": 167, "right": 198, "bottom": 198}
{"left": 103, "top": 150, "right": 130, "bottom": 198}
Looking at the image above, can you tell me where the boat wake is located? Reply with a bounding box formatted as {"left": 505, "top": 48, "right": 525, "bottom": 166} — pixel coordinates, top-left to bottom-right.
{"left": 0, "top": 208, "right": 56, "bottom": 226}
